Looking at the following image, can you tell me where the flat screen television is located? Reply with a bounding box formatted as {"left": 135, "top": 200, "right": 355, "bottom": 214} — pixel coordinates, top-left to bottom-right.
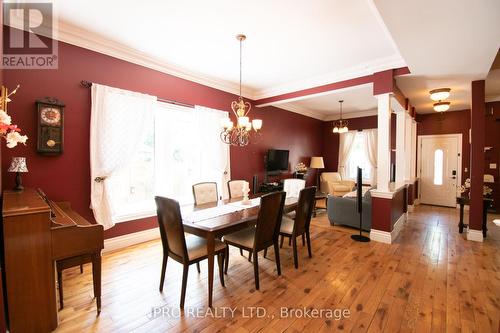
{"left": 266, "top": 149, "right": 289, "bottom": 172}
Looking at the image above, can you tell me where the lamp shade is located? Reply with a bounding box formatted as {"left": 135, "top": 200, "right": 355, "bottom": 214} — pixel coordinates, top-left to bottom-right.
{"left": 8, "top": 157, "right": 28, "bottom": 173}
{"left": 310, "top": 156, "right": 324, "bottom": 169}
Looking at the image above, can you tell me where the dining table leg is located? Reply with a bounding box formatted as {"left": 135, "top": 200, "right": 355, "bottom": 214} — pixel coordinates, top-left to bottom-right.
{"left": 207, "top": 234, "right": 215, "bottom": 307}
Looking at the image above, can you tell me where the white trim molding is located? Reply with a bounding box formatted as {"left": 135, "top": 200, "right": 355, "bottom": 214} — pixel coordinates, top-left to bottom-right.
{"left": 103, "top": 227, "right": 160, "bottom": 254}
{"left": 370, "top": 183, "right": 407, "bottom": 199}
{"left": 466, "top": 229, "right": 483, "bottom": 242}
{"left": 370, "top": 213, "right": 406, "bottom": 244}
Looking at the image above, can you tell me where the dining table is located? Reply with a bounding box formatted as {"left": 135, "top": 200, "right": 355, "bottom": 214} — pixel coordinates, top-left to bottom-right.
{"left": 181, "top": 195, "right": 298, "bottom": 307}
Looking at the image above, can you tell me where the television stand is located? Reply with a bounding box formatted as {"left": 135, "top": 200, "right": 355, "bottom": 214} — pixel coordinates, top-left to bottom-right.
{"left": 259, "top": 182, "right": 283, "bottom": 193}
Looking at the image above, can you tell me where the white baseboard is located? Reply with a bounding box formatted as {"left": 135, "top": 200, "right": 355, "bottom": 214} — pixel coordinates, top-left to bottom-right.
{"left": 408, "top": 204, "right": 414, "bottom": 212}
{"left": 103, "top": 227, "right": 160, "bottom": 254}
{"left": 466, "top": 229, "right": 483, "bottom": 242}
{"left": 369, "top": 229, "right": 392, "bottom": 244}
{"left": 370, "top": 213, "right": 406, "bottom": 244}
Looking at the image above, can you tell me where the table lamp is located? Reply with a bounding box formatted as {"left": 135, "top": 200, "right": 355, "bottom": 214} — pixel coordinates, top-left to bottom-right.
{"left": 8, "top": 157, "right": 28, "bottom": 191}
{"left": 310, "top": 156, "right": 324, "bottom": 191}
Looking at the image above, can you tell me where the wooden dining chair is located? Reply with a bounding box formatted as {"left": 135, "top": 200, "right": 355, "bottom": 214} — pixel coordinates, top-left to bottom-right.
{"left": 155, "top": 196, "right": 226, "bottom": 308}
{"left": 192, "top": 182, "right": 218, "bottom": 205}
{"left": 227, "top": 180, "right": 249, "bottom": 199}
{"left": 223, "top": 191, "right": 286, "bottom": 290}
{"left": 276, "top": 186, "right": 316, "bottom": 269}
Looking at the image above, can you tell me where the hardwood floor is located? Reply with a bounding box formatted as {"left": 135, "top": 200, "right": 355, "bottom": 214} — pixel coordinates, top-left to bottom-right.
{"left": 54, "top": 205, "right": 500, "bottom": 332}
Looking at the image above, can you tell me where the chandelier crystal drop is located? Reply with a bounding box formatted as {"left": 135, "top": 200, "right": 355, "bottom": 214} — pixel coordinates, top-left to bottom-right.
{"left": 332, "top": 100, "right": 348, "bottom": 134}
{"left": 220, "top": 34, "right": 262, "bottom": 146}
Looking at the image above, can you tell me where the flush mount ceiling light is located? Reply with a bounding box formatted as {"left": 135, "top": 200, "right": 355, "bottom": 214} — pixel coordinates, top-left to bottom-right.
{"left": 429, "top": 88, "right": 451, "bottom": 101}
{"left": 433, "top": 101, "right": 451, "bottom": 112}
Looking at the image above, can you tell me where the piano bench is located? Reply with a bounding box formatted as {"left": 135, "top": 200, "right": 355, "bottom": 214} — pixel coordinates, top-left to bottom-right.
{"left": 56, "top": 254, "right": 94, "bottom": 311}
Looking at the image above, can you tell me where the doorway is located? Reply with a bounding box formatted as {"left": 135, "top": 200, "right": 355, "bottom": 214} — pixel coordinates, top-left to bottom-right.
{"left": 417, "top": 134, "right": 462, "bottom": 207}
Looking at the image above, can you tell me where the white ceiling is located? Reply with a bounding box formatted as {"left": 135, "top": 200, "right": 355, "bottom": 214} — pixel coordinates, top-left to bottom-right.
{"left": 278, "top": 84, "right": 378, "bottom": 120}
{"left": 47, "top": 0, "right": 404, "bottom": 102}
{"left": 373, "top": 0, "right": 500, "bottom": 113}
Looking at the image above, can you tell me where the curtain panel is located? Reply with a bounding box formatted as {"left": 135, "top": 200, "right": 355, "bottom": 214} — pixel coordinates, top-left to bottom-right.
{"left": 90, "top": 84, "right": 157, "bottom": 230}
{"left": 338, "top": 130, "right": 357, "bottom": 179}
{"left": 364, "top": 129, "right": 378, "bottom": 185}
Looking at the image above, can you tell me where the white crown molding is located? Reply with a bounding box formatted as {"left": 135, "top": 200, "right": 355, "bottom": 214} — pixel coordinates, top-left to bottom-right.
{"left": 253, "top": 55, "right": 406, "bottom": 100}
{"left": 5, "top": 15, "right": 258, "bottom": 99}
{"left": 323, "top": 109, "right": 378, "bottom": 121}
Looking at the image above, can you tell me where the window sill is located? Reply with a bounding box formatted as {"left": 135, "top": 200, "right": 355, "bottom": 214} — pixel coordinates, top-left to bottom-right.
{"left": 113, "top": 210, "right": 156, "bottom": 224}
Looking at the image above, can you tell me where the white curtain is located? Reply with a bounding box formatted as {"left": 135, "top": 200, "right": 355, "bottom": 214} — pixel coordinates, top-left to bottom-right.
{"left": 195, "top": 105, "right": 231, "bottom": 199}
{"left": 338, "top": 130, "right": 357, "bottom": 179}
{"left": 154, "top": 104, "right": 230, "bottom": 204}
{"left": 90, "top": 84, "right": 157, "bottom": 230}
{"left": 364, "top": 129, "right": 378, "bottom": 185}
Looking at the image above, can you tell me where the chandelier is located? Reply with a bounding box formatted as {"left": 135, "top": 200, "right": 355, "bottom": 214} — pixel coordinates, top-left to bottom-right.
{"left": 332, "top": 100, "right": 348, "bottom": 133}
{"left": 220, "top": 34, "right": 262, "bottom": 146}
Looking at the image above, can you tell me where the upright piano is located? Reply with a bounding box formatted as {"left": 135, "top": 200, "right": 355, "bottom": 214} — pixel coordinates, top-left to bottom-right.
{"left": 2, "top": 188, "right": 104, "bottom": 333}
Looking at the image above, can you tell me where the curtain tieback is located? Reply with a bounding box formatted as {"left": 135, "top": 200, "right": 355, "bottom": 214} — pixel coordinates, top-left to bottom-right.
{"left": 94, "top": 176, "right": 106, "bottom": 183}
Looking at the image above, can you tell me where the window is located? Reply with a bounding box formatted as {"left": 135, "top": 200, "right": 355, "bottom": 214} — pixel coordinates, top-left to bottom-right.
{"left": 345, "top": 132, "right": 373, "bottom": 183}
{"left": 433, "top": 149, "right": 443, "bottom": 185}
{"left": 109, "top": 103, "right": 230, "bottom": 222}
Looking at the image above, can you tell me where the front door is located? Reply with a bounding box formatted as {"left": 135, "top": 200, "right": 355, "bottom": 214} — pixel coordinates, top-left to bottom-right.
{"left": 419, "top": 135, "right": 461, "bottom": 207}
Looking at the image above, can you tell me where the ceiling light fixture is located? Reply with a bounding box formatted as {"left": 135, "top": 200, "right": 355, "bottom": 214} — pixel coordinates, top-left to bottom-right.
{"left": 220, "top": 34, "right": 262, "bottom": 146}
{"left": 429, "top": 88, "right": 451, "bottom": 101}
{"left": 433, "top": 101, "right": 451, "bottom": 112}
{"left": 332, "top": 100, "right": 348, "bottom": 133}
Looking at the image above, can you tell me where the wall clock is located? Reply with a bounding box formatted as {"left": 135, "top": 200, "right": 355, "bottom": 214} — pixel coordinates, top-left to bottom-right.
{"left": 36, "top": 97, "right": 65, "bottom": 155}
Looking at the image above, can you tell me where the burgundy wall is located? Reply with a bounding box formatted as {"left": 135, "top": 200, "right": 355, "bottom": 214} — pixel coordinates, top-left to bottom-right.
{"left": 2, "top": 30, "right": 323, "bottom": 239}
{"left": 321, "top": 114, "right": 396, "bottom": 173}
{"left": 371, "top": 185, "right": 406, "bottom": 232}
{"left": 416, "top": 110, "right": 471, "bottom": 182}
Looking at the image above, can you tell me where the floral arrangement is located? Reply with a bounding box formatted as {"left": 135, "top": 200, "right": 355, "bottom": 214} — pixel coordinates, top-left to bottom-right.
{"left": 295, "top": 162, "right": 308, "bottom": 174}
{"left": 459, "top": 178, "right": 493, "bottom": 196}
{"left": 0, "top": 85, "right": 28, "bottom": 148}
{"left": 459, "top": 178, "right": 470, "bottom": 193}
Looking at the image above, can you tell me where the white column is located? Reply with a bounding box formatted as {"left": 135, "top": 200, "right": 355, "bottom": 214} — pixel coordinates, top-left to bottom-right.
{"left": 410, "top": 119, "right": 417, "bottom": 178}
{"left": 376, "top": 93, "right": 392, "bottom": 192}
{"left": 404, "top": 113, "right": 412, "bottom": 180}
{"left": 395, "top": 111, "right": 406, "bottom": 183}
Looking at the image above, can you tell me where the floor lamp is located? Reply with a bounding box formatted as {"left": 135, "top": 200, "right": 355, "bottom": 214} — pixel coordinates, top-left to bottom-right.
{"left": 310, "top": 156, "right": 324, "bottom": 192}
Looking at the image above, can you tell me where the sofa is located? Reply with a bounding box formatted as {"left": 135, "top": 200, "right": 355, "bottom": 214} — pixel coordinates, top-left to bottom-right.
{"left": 327, "top": 188, "right": 372, "bottom": 231}
{"left": 320, "top": 172, "right": 355, "bottom": 197}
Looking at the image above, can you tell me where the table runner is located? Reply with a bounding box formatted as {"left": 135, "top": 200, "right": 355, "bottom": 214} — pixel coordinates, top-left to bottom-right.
{"left": 183, "top": 198, "right": 261, "bottom": 223}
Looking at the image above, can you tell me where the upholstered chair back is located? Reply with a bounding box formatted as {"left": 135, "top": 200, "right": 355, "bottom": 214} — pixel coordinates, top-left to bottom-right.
{"left": 293, "top": 186, "right": 316, "bottom": 235}
{"left": 254, "top": 191, "right": 286, "bottom": 251}
{"left": 283, "top": 179, "right": 306, "bottom": 198}
{"left": 155, "top": 196, "right": 188, "bottom": 262}
{"left": 227, "top": 180, "right": 249, "bottom": 199}
{"left": 320, "top": 172, "right": 342, "bottom": 182}
{"left": 192, "top": 182, "right": 218, "bottom": 205}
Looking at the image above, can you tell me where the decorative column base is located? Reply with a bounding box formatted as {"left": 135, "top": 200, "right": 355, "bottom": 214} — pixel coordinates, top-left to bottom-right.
{"left": 370, "top": 213, "right": 406, "bottom": 244}
{"left": 466, "top": 229, "right": 483, "bottom": 242}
